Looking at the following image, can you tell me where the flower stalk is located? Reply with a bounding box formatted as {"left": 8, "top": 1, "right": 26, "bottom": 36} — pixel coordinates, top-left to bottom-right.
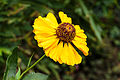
{"left": 18, "top": 54, "right": 46, "bottom": 80}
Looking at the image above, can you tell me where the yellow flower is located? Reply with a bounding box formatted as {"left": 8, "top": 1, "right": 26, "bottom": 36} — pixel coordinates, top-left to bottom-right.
{"left": 33, "top": 11, "right": 89, "bottom": 66}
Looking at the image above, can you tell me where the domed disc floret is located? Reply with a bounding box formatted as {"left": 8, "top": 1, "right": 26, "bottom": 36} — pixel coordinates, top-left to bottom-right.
{"left": 56, "top": 23, "right": 76, "bottom": 42}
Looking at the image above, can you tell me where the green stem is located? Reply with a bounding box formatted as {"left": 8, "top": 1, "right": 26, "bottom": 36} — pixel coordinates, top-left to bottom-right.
{"left": 18, "top": 54, "right": 46, "bottom": 80}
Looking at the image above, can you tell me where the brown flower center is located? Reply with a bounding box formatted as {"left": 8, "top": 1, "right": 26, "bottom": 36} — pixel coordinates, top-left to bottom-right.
{"left": 56, "top": 23, "right": 76, "bottom": 42}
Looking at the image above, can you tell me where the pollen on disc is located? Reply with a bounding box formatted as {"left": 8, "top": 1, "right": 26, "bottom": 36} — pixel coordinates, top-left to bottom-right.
{"left": 56, "top": 23, "right": 76, "bottom": 42}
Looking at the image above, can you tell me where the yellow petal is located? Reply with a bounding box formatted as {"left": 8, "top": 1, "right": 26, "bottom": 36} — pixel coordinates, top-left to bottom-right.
{"left": 48, "top": 42, "right": 63, "bottom": 63}
{"left": 33, "top": 16, "right": 56, "bottom": 33}
{"left": 73, "top": 36, "right": 87, "bottom": 45}
{"left": 59, "top": 43, "right": 69, "bottom": 65}
{"left": 76, "top": 33, "right": 87, "bottom": 39}
{"left": 38, "top": 36, "right": 58, "bottom": 49}
{"left": 74, "top": 25, "right": 87, "bottom": 39}
{"left": 72, "top": 40, "right": 89, "bottom": 56}
{"left": 44, "top": 40, "right": 82, "bottom": 65}
{"left": 74, "top": 25, "right": 84, "bottom": 33}
{"left": 59, "top": 11, "right": 72, "bottom": 23}
{"left": 33, "top": 29, "right": 55, "bottom": 37}
{"left": 46, "top": 12, "right": 58, "bottom": 28}
{"left": 60, "top": 43, "right": 82, "bottom": 66}
{"left": 69, "top": 44, "right": 82, "bottom": 64}
{"left": 33, "top": 15, "right": 57, "bottom": 45}
{"left": 73, "top": 25, "right": 89, "bottom": 56}
{"left": 44, "top": 38, "right": 59, "bottom": 57}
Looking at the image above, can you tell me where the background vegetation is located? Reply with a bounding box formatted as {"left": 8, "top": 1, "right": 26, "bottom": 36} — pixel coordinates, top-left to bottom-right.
{"left": 0, "top": 0, "right": 120, "bottom": 80}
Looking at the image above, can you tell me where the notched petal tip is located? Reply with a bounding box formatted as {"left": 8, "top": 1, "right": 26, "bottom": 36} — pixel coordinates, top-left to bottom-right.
{"left": 79, "top": 46, "right": 89, "bottom": 56}
{"left": 33, "top": 29, "right": 35, "bottom": 33}
{"left": 58, "top": 11, "right": 64, "bottom": 15}
{"left": 83, "top": 48, "right": 89, "bottom": 56}
{"left": 46, "top": 12, "right": 58, "bottom": 28}
{"left": 58, "top": 11, "right": 72, "bottom": 24}
{"left": 38, "top": 16, "right": 42, "bottom": 18}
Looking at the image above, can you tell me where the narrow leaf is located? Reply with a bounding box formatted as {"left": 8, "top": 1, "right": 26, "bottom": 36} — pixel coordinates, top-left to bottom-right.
{"left": 3, "top": 47, "right": 19, "bottom": 80}
{"left": 27, "top": 53, "right": 34, "bottom": 68}
{"left": 15, "top": 67, "right": 21, "bottom": 80}
{"left": 79, "top": 0, "right": 102, "bottom": 43}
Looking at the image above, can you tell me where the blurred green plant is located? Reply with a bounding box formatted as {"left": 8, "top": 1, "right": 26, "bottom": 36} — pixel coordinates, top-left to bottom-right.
{"left": 0, "top": 0, "right": 120, "bottom": 80}
{"left": 3, "top": 48, "right": 48, "bottom": 80}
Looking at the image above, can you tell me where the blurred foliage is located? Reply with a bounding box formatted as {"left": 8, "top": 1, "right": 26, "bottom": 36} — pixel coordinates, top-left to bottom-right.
{"left": 0, "top": 0, "right": 120, "bottom": 80}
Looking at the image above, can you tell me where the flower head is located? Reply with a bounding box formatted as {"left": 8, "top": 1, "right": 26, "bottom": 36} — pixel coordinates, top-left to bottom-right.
{"left": 33, "top": 11, "right": 89, "bottom": 66}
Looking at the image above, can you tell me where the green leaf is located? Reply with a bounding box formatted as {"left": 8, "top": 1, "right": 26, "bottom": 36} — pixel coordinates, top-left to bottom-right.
{"left": 0, "top": 47, "right": 12, "bottom": 56}
{"left": 27, "top": 53, "right": 34, "bottom": 68}
{"left": 3, "top": 47, "right": 18, "bottom": 80}
{"left": 15, "top": 67, "right": 21, "bottom": 80}
{"left": 22, "top": 72, "right": 48, "bottom": 80}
